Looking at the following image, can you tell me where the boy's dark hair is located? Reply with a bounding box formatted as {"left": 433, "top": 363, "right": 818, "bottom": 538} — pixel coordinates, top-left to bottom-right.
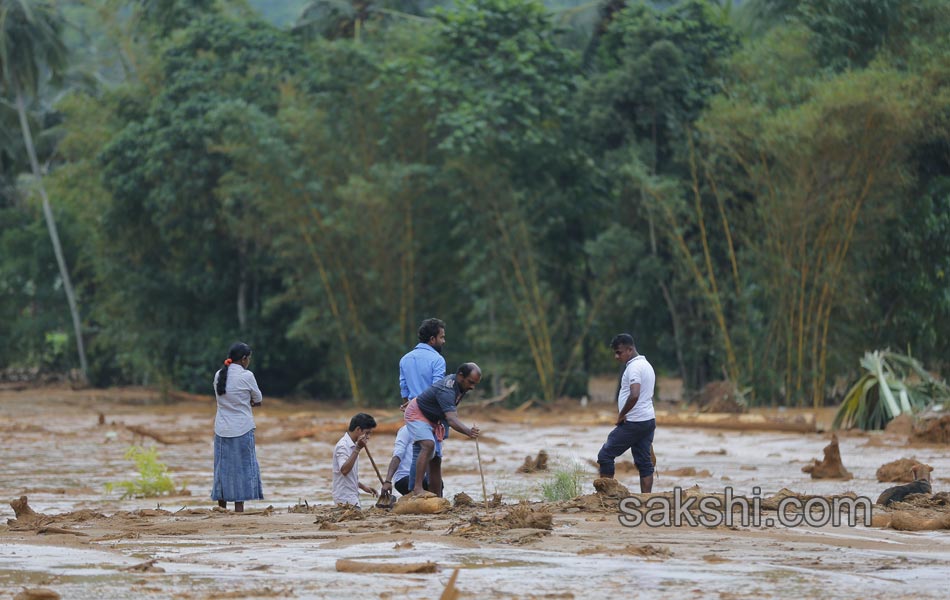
{"left": 348, "top": 413, "right": 377, "bottom": 432}
{"left": 610, "top": 333, "right": 635, "bottom": 349}
{"left": 418, "top": 318, "right": 446, "bottom": 343}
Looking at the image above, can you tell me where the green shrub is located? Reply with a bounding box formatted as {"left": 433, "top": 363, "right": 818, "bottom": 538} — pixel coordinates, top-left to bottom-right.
{"left": 540, "top": 463, "right": 584, "bottom": 502}
{"left": 105, "top": 445, "right": 179, "bottom": 499}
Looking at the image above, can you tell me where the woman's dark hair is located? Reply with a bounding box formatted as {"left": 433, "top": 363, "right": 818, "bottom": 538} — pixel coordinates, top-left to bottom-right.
{"left": 216, "top": 342, "right": 252, "bottom": 395}
{"left": 418, "top": 318, "right": 445, "bottom": 343}
{"left": 348, "top": 413, "right": 377, "bottom": 432}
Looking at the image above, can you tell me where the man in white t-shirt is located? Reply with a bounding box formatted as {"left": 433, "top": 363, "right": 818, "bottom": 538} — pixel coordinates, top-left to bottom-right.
{"left": 596, "top": 333, "right": 657, "bottom": 492}
{"left": 332, "top": 413, "right": 379, "bottom": 507}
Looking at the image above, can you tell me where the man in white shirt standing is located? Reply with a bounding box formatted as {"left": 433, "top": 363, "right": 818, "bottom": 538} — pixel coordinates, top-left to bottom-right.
{"left": 596, "top": 333, "right": 657, "bottom": 492}
{"left": 332, "top": 413, "right": 379, "bottom": 507}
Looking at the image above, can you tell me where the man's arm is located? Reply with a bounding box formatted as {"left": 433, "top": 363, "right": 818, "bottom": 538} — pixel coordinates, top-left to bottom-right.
{"left": 399, "top": 366, "right": 410, "bottom": 402}
{"left": 381, "top": 455, "right": 400, "bottom": 495}
{"left": 444, "top": 411, "right": 480, "bottom": 439}
{"left": 359, "top": 482, "right": 378, "bottom": 496}
{"left": 617, "top": 383, "right": 641, "bottom": 425}
{"left": 338, "top": 435, "right": 367, "bottom": 476}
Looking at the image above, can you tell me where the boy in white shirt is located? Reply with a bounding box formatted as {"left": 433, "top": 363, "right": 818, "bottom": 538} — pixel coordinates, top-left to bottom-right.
{"left": 332, "top": 413, "right": 378, "bottom": 507}
{"left": 596, "top": 333, "right": 657, "bottom": 493}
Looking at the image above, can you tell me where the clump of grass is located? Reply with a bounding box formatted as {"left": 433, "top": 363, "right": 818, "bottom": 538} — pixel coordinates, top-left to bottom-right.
{"left": 540, "top": 463, "right": 584, "bottom": 502}
{"left": 105, "top": 445, "right": 179, "bottom": 499}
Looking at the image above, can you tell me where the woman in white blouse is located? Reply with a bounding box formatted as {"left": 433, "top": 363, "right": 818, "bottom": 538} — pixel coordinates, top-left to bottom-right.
{"left": 211, "top": 342, "right": 263, "bottom": 512}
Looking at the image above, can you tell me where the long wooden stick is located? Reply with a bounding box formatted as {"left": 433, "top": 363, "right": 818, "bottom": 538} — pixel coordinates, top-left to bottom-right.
{"left": 363, "top": 445, "right": 385, "bottom": 485}
{"left": 474, "top": 425, "right": 488, "bottom": 504}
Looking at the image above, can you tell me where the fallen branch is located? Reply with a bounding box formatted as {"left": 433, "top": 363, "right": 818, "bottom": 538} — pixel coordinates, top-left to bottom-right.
{"left": 335, "top": 559, "right": 437, "bottom": 574}
{"left": 474, "top": 384, "right": 519, "bottom": 408}
{"left": 37, "top": 526, "right": 87, "bottom": 537}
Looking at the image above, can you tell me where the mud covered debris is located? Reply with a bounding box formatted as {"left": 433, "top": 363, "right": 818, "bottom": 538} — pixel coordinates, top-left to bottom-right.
{"left": 13, "top": 589, "right": 60, "bottom": 600}
{"left": 392, "top": 492, "right": 451, "bottom": 515}
{"left": 8, "top": 496, "right": 105, "bottom": 530}
{"left": 913, "top": 415, "right": 950, "bottom": 444}
{"left": 448, "top": 503, "right": 553, "bottom": 544}
{"left": 885, "top": 414, "right": 914, "bottom": 436}
{"left": 517, "top": 450, "right": 549, "bottom": 473}
{"left": 121, "top": 559, "right": 165, "bottom": 573}
{"left": 877, "top": 480, "right": 933, "bottom": 507}
{"left": 876, "top": 458, "right": 934, "bottom": 483}
{"left": 759, "top": 488, "right": 861, "bottom": 512}
{"left": 579, "top": 544, "right": 672, "bottom": 559}
{"left": 802, "top": 434, "right": 853, "bottom": 479}
{"left": 453, "top": 492, "right": 474, "bottom": 507}
{"left": 592, "top": 478, "right": 630, "bottom": 499}
{"left": 312, "top": 504, "right": 365, "bottom": 525}
{"left": 335, "top": 559, "right": 437, "bottom": 574}
{"left": 696, "top": 381, "right": 745, "bottom": 414}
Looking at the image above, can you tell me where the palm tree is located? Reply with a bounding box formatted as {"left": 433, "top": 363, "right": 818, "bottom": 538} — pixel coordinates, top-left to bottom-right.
{"left": 1, "top": 0, "right": 88, "bottom": 382}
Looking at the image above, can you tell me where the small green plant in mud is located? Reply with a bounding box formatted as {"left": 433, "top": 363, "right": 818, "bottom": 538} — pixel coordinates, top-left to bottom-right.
{"left": 105, "top": 445, "right": 180, "bottom": 499}
{"left": 540, "top": 463, "right": 585, "bottom": 502}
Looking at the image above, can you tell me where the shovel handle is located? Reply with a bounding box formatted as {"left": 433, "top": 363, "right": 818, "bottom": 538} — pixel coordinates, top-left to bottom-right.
{"left": 363, "top": 445, "right": 386, "bottom": 485}
{"left": 474, "top": 424, "right": 488, "bottom": 505}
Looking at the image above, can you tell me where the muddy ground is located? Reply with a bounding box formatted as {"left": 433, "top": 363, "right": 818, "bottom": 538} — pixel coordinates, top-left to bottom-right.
{"left": 1, "top": 386, "right": 950, "bottom": 599}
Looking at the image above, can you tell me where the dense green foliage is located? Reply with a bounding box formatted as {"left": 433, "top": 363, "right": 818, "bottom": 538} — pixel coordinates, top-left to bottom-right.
{"left": 2, "top": 0, "right": 949, "bottom": 407}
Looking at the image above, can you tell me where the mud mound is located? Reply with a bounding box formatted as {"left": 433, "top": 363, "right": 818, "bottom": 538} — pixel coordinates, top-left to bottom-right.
{"left": 876, "top": 458, "right": 933, "bottom": 483}
{"left": 517, "top": 450, "right": 549, "bottom": 473}
{"left": 453, "top": 492, "right": 474, "bottom": 507}
{"left": 696, "top": 381, "right": 745, "bottom": 413}
{"left": 593, "top": 478, "right": 630, "bottom": 498}
{"left": 760, "top": 488, "right": 860, "bottom": 512}
{"left": 884, "top": 414, "right": 914, "bottom": 436}
{"left": 392, "top": 492, "right": 451, "bottom": 515}
{"left": 13, "top": 589, "right": 60, "bottom": 600}
{"left": 665, "top": 467, "right": 712, "bottom": 478}
{"left": 448, "top": 503, "right": 553, "bottom": 543}
{"left": 10, "top": 496, "right": 39, "bottom": 521}
{"left": 875, "top": 510, "right": 950, "bottom": 531}
{"left": 802, "top": 434, "right": 852, "bottom": 479}
{"left": 913, "top": 415, "right": 950, "bottom": 444}
{"left": 886, "top": 492, "right": 949, "bottom": 511}
{"left": 499, "top": 504, "right": 553, "bottom": 530}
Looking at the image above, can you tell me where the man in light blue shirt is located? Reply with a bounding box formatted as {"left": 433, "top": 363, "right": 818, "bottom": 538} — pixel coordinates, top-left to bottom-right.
{"left": 397, "top": 318, "right": 447, "bottom": 495}
{"left": 399, "top": 317, "right": 447, "bottom": 403}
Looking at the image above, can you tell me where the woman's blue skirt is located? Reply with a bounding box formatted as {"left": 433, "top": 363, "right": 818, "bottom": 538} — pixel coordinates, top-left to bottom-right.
{"left": 211, "top": 429, "right": 263, "bottom": 502}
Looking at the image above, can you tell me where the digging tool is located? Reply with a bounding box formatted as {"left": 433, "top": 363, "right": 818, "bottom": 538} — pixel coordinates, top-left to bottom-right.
{"left": 474, "top": 424, "right": 488, "bottom": 505}
{"left": 364, "top": 445, "right": 395, "bottom": 509}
